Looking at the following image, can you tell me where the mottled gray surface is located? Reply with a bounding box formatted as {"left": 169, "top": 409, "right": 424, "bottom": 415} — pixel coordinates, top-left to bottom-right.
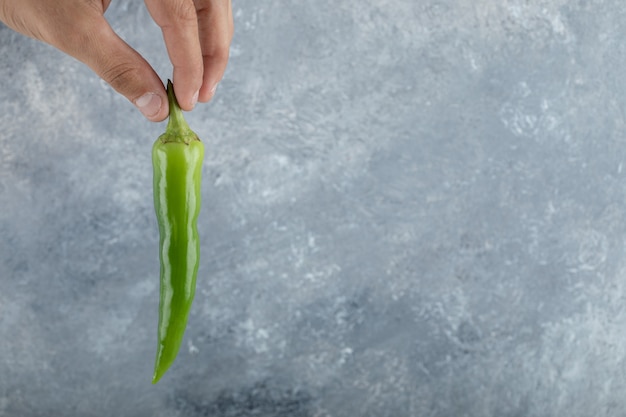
{"left": 1, "top": 0, "right": 626, "bottom": 415}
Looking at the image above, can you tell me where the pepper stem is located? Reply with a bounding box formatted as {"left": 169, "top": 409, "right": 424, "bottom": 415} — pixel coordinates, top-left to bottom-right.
{"left": 166, "top": 79, "right": 188, "bottom": 131}
{"left": 161, "top": 80, "right": 197, "bottom": 144}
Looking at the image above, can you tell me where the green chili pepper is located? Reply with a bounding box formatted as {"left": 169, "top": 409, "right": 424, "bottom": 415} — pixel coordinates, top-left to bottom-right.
{"left": 151, "top": 80, "right": 204, "bottom": 384}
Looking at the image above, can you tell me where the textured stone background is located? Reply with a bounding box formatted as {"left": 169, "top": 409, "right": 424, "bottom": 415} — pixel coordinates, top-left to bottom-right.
{"left": 2, "top": 0, "right": 626, "bottom": 415}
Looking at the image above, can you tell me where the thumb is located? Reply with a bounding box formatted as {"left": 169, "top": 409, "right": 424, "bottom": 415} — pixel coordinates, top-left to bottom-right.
{"left": 71, "top": 20, "right": 169, "bottom": 122}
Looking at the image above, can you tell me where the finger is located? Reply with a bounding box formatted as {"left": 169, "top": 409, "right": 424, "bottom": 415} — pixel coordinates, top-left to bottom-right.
{"left": 144, "top": 0, "right": 203, "bottom": 110}
{"left": 194, "top": 0, "right": 233, "bottom": 102}
{"left": 67, "top": 18, "right": 169, "bottom": 122}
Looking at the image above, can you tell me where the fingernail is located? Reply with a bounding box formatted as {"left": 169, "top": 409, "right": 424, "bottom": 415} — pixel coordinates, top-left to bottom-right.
{"left": 191, "top": 90, "right": 199, "bottom": 108}
{"left": 210, "top": 83, "right": 218, "bottom": 96}
{"left": 135, "top": 93, "right": 162, "bottom": 118}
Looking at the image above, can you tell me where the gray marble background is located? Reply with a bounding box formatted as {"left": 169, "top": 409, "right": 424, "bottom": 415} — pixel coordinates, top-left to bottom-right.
{"left": 1, "top": 0, "right": 625, "bottom": 415}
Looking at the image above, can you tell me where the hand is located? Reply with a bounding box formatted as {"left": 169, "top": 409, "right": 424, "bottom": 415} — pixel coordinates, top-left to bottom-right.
{"left": 0, "top": 0, "right": 234, "bottom": 121}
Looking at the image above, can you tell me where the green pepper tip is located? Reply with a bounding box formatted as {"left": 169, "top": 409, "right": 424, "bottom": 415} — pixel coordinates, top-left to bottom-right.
{"left": 152, "top": 369, "right": 163, "bottom": 385}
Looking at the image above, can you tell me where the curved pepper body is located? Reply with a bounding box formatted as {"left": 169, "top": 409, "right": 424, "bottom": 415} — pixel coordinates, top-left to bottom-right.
{"left": 151, "top": 81, "right": 204, "bottom": 384}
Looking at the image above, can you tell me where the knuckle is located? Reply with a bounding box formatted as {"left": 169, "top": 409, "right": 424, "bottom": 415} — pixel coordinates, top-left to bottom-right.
{"left": 194, "top": 5, "right": 210, "bottom": 22}
{"left": 213, "top": 43, "right": 230, "bottom": 61}
{"left": 165, "top": 0, "right": 197, "bottom": 25}
{"left": 100, "top": 61, "right": 141, "bottom": 93}
{"left": 204, "top": 36, "right": 231, "bottom": 62}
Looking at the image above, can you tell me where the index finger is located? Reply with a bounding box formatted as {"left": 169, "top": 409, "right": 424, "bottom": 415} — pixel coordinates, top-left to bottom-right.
{"left": 144, "top": 0, "right": 203, "bottom": 110}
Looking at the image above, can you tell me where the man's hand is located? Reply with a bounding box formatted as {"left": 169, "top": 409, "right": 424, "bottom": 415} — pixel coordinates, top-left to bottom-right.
{"left": 0, "top": 0, "right": 234, "bottom": 121}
